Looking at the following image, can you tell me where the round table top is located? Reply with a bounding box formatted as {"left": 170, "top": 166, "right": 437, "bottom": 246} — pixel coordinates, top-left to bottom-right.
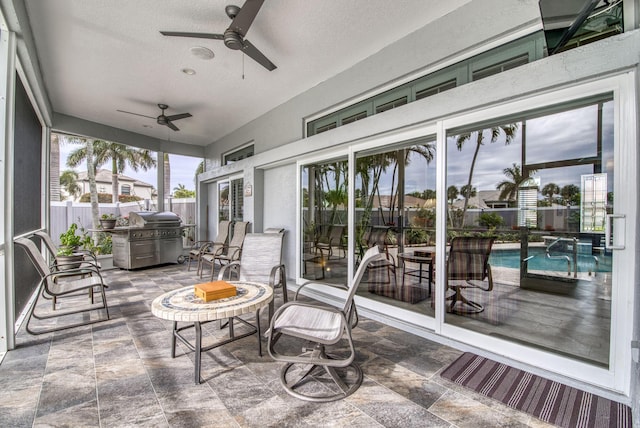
{"left": 151, "top": 281, "right": 273, "bottom": 323}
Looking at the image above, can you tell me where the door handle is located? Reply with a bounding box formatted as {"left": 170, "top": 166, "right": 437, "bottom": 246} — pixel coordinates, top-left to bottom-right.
{"left": 605, "top": 214, "right": 625, "bottom": 250}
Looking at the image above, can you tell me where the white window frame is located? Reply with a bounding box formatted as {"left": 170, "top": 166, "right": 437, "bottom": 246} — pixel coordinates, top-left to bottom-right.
{"left": 437, "top": 72, "right": 637, "bottom": 395}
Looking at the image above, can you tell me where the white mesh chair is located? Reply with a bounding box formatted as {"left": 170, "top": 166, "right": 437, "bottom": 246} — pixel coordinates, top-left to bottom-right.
{"left": 218, "top": 232, "right": 287, "bottom": 320}
{"left": 266, "top": 246, "right": 383, "bottom": 402}
{"left": 15, "top": 237, "right": 109, "bottom": 335}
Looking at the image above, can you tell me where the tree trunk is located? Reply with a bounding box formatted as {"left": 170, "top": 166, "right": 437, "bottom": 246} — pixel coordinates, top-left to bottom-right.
{"left": 87, "top": 140, "right": 100, "bottom": 237}
{"left": 460, "top": 132, "right": 483, "bottom": 228}
{"left": 111, "top": 158, "right": 118, "bottom": 203}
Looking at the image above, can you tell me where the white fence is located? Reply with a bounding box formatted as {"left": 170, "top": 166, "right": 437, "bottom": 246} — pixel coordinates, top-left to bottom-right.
{"left": 50, "top": 199, "right": 196, "bottom": 245}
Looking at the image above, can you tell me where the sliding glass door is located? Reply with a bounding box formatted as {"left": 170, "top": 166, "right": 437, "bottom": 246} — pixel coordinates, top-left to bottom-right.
{"left": 444, "top": 98, "right": 615, "bottom": 367}
{"left": 296, "top": 74, "right": 635, "bottom": 393}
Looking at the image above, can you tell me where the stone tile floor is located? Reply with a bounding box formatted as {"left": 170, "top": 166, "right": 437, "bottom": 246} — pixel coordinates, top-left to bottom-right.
{"left": 0, "top": 263, "right": 555, "bottom": 427}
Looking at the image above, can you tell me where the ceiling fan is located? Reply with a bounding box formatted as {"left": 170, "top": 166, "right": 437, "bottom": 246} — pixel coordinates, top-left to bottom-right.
{"left": 117, "top": 103, "right": 192, "bottom": 131}
{"left": 160, "top": 0, "right": 276, "bottom": 71}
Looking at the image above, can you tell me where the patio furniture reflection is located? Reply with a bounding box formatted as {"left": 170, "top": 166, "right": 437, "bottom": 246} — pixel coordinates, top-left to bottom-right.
{"left": 446, "top": 236, "right": 495, "bottom": 314}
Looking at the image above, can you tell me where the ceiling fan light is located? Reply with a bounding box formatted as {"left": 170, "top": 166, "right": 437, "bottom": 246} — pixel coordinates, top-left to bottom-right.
{"left": 181, "top": 68, "right": 196, "bottom": 75}
{"left": 189, "top": 46, "right": 215, "bottom": 60}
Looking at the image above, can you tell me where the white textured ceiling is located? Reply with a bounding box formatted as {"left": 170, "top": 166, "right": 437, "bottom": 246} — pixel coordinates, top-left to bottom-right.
{"left": 24, "top": 0, "right": 471, "bottom": 147}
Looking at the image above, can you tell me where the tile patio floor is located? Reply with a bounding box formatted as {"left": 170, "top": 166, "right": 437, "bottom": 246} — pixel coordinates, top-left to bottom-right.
{"left": 0, "top": 263, "right": 555, "bottom": 427}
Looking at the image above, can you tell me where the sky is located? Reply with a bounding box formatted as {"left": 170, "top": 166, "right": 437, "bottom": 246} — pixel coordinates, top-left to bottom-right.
{"left": 59, "top": 140, "right": 203, "bottom": 193}
{"left": 306, "top": 100, "right": 614, "bottom": 200}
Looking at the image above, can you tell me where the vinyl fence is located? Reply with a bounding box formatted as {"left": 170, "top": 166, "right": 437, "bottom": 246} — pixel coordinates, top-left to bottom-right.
{"left": 50, "top": 198, "right": 196, "bottom": 245}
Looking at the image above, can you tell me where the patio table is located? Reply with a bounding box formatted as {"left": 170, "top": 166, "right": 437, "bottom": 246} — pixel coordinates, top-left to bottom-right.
{"left": 398, "top": 251, "right": 434, "bottom": 296}
{"left": 151, "top": 281, "right": 273, "bottom": 384}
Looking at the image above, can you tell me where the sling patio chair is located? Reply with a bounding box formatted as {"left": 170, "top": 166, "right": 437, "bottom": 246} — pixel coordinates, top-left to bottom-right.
{"left": 15, "top": 237, "right": 110, "bottom": 335}
{"left": 446, "top": 236, "right": 495, "bottom": 314}
{"left": 34, "top": 230, "right": 100, "bottom": 270}
{"left": 266, "top": 246, "right": 384, "bottom": 402}
{"left": 189, "top": 220, "right": 231, "bottom": 272}
{"left": 218, "top": 231, "right": 287, "bottom": 322}
{"left": 199, "top": 221, "right": 249, "bottom": 281}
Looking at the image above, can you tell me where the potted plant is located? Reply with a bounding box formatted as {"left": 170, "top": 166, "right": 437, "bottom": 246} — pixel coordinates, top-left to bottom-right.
{"left": 100, "top": 213, "right": 117, "bottom": 230}
{"left": 57, "top": 223, "right": 85, "bottom": 268}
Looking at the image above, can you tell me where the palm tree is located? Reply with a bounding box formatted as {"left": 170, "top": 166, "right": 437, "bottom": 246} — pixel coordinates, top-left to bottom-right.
{"left": 59, "top": 169, "right": 81, "bottom": 200}
{"left": 66, "top": 137, "right": 101, "bottom": 230}
{"left": 92, "top": 141, "right": 156, "bottom": 203}
{"left": 560, "top": 184, "right": 580, "bottom": 206}
{"left": 173, "top": 183, "right": 195, "bottom": 198}
{"left": 455, "top": 124, "right": 518, "bottom": 227}
{"left": 460, "top": 184, "right": 477, "bottom": 200}
{"left": 194, "top": 160, "right": 205, "bottom": 185}
{"left": 541, "top": 182, "right": 560, "bottom": 205}
{"left": 496, "top": 163, "right": 526, "bottom": 205}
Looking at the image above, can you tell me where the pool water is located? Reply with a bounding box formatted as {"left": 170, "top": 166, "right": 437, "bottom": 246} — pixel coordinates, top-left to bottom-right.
{"left": 489, "top": 247, "right": 612, "bottom": 273}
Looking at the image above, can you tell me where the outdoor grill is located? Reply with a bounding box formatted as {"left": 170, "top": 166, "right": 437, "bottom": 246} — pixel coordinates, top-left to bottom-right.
{"left": 112, "top": 211, "right": 184, "bottom": 269}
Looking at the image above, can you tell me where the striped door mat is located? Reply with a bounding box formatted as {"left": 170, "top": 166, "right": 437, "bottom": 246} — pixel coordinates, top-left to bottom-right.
{"left": 440, "top": 353, "right": 631, "bottom": 428}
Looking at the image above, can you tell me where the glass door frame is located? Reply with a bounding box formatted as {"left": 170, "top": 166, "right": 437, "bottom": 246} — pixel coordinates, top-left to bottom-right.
{"left": 436, "top": 73, "right": 636, "bottom": 395}
{"left": 216, "top": 173, "right": 244, "bottom": 224}
{"left": 295, "top": 73, "right": 636, "bottom": 395}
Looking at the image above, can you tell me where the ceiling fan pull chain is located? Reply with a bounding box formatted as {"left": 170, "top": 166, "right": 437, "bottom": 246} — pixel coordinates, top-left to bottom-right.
{"left": 242, "top": 52, "right": 245, "bottom": 80}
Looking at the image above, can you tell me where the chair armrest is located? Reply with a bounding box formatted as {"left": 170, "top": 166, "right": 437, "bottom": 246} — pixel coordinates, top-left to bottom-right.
{"left": 47, "top": 265, "right": 102, "bottom": 281}
{"left": 218, "top": 261, "right": 241, "bottom": 280}
{"left": 269, "top": 264, "right": 286, "bottom": 287}
{"left": 293, "top": 280, "right": 348, "bottom": 300}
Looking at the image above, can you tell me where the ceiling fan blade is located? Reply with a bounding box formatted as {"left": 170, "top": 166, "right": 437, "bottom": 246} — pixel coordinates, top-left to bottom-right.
{"left": 160, "top": 31, "right": 224, "bottom": 40}
{"left": 230, "top": 0, "right": 265, "bottom": 37}
{"left": 241, "top": 39, "right": 276, "bottom": 71}
{"left": 165, "top": 113, "right": 192, "bottom": 121}
{"left": 117, "top": 109, "right": 155, "bottom": 119}
{"left": 166, "top": 121, "right": 180, "bottom": 131}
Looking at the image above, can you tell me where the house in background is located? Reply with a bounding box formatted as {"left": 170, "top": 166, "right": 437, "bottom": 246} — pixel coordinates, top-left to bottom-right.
{"left": 74, "top": 169, "right": 155, "bottom": 202}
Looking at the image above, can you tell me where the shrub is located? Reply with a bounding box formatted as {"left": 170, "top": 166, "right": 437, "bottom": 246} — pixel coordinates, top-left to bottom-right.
{"left": 477, "top": 212, "right": 504, "bottom": 229}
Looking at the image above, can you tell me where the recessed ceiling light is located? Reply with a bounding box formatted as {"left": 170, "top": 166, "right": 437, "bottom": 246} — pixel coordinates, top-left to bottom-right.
{"left": 182, "top": 68, "right": 196, "bottom": 75}
{"left": 190, "top": 46, "right": 214, "bottom": 60}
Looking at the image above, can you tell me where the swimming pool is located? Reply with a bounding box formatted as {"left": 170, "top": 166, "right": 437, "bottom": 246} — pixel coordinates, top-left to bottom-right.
{"left": 489, "top": 247, "right": 612, "bottom": 273}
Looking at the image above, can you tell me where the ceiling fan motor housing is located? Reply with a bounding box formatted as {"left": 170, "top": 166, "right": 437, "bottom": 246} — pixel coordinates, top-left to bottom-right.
{"left": 224, "top": 29, "right": 244, "bottom": 50}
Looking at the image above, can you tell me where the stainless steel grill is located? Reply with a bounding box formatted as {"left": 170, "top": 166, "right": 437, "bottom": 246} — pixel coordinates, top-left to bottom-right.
{"left": 112, "top": 211, "right": 184, "bottom": 269}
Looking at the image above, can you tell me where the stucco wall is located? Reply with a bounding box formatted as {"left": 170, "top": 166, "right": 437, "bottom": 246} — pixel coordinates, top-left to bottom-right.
{"left": 203, "top": 0, "right": 542, "bottom": 167}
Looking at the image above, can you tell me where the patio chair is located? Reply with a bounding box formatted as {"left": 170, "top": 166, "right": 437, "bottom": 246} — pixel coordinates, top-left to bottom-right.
{"left": 218, "top": 231, "right": 287, "bottom": 321}
{"left": 199, "top": 221, "right": 249, "bottom": 280}
{"left": 15, "top": 237, "right": 110, "bottom": 335}
{"left": 34, "top": 230, "right": 100, "bottom": 270}
{"left": 315, "top": 224, "right": 345, "bottom": 260}
{"left": 189, "top": 220, "right": 230, "bottom": 272}
{"left": 266, "top": 246, "right": 384, "bottom": 402}
{"left": 446, "top": 236, "right": 495, "bottom": 314}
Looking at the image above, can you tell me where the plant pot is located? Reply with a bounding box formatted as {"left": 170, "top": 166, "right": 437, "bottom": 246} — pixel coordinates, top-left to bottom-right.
{"left": 100, "top": 219, "right": 117, "bottom": 230}
{"left": 56, "top": 254, "right": 84, "bottom": 270}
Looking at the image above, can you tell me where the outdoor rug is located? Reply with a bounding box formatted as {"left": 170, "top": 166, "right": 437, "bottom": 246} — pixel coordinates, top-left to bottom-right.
{"left": 440, "top": 352, "right": 632, "bottom": 428}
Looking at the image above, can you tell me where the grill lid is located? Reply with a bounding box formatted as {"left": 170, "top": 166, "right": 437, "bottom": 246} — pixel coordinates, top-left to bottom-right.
{"left": 129, "top": 211, "right": 182, "bottom": 228}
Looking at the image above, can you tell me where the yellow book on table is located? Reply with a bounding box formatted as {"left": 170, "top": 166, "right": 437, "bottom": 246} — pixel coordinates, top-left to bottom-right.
{"left": 194, "top": 281, "right": 237, "bottom": 302}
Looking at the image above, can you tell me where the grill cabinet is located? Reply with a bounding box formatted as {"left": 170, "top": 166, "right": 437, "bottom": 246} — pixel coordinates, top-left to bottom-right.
{"left": 112, "top": 211, "right": 184, "bottom": 269}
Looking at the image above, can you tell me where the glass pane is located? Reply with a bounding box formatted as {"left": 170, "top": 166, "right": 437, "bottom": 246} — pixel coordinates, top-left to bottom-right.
{"left": 445, "top": 99, "right": 613, "bottom": 368}
{"left": 300, "top": 159, "right": 348, "bottom": 284}
{"left": 354, "top": 138, "right": 436, "bottom": 315}
{"left": 218, "top": 182, "right": 229, "bottom": 222}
